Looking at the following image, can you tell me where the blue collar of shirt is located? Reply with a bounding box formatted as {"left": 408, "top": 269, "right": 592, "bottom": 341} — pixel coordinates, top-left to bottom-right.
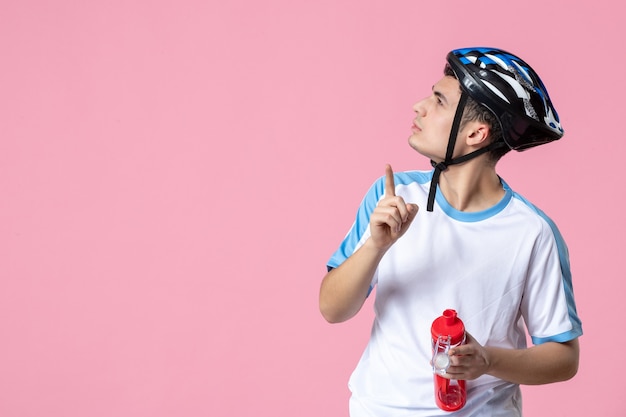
{"left": 434, "top": 177, "right": 512, "bottom": 222}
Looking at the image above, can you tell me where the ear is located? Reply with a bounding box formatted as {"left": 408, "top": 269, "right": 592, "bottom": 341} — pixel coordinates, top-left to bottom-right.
{"left": 465, "top": 122, "right": 490, "bottom": 147}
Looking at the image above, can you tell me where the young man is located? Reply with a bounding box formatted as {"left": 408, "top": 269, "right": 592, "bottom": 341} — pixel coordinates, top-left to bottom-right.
{"left": 320, "top": 48, "right": 582, "bottom": 416}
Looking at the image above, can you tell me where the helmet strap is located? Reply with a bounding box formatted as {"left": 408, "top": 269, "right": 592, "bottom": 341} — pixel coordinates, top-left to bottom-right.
{"left": 426, "top": 91, "right": 507, "bottom": 212}
{"left": 426, "top": 91, "right": 468, "bottom": 212}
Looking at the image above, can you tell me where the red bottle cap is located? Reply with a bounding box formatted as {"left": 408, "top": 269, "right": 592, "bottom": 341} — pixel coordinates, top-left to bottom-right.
{"left": 431, "top": 309, "right": 465, "bottom": 345}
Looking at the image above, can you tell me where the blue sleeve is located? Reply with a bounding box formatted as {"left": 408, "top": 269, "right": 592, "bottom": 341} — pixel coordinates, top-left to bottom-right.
{"left": 326, "top": 176, "right": 386, "bottom": 269}
{"left": 512, "top": 191, "right": 583, "bottom": 344}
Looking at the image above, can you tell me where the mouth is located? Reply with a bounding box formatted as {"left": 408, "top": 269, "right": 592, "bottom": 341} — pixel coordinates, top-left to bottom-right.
{"left": 411, "top": 120, "right": 422, "bottom": 132}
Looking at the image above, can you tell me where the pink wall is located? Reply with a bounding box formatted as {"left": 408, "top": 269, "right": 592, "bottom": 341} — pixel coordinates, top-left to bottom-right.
{"left": 1, "top": 1, "right": 623, "bottom": 416}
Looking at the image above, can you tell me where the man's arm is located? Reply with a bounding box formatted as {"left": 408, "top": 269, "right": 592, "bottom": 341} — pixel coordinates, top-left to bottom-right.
{"left": 319, "top": 239, "right": 386, "bottom": 323}
{"left": 319, "top": 165, "right": 419, "bottom": 323}
{"left": 447, "top": 332, "right": 580, "bottom": 384}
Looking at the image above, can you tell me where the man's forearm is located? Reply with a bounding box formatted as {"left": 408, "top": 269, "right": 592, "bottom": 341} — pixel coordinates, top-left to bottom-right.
{"left": 485, "top": 339, "right": 579, "bottom": 385}
{"left": 319, "top": 239, "right": 386, "bottom": 323}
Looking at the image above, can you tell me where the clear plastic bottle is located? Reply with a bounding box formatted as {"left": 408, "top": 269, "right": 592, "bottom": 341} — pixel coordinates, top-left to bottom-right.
{"left": 431, "top": 309, "right": 466, "bottom": 411}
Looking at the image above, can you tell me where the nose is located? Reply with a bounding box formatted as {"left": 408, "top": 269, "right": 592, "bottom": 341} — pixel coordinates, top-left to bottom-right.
{"left": 412, "top": 97, "right": 428, "bottom": 116}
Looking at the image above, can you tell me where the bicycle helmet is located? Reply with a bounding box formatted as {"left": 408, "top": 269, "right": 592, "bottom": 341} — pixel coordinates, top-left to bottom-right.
{"left": 426, "top": 47, "right": 564, "bottom": 211}
{"left": 447, "top": 47, "right": 564, "bottom": 150}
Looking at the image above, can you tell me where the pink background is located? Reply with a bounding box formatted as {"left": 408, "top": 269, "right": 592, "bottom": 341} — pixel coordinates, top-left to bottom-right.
{"left": 1, "top": 1, "right": 623, "bottom": 416}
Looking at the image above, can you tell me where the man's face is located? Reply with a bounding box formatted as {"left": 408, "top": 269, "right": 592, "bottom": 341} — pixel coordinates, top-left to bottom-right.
{"left": 408, "top": 75, "right": 463, "bottom": 162}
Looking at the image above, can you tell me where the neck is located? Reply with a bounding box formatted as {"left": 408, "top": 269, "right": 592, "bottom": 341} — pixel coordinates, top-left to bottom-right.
{"left": 437, "top": 159, "right": 504, "bottom": 212}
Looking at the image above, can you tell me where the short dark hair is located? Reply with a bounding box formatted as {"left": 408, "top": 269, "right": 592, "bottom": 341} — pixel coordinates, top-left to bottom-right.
{"left": 444, "top": 64, "right": 510, "bottom": 162}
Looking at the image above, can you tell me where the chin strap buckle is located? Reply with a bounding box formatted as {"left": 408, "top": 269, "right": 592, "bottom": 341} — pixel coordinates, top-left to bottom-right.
{"left": 432, "top": 161, "right": 449, "bottom": 171}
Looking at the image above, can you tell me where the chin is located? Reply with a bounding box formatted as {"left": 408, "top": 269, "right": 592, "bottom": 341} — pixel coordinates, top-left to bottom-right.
{"left": 408, "top": 138, "right": 440, "bottom": 162}
{"left": 408, "top": 136, "right": 426, "bottom": 154}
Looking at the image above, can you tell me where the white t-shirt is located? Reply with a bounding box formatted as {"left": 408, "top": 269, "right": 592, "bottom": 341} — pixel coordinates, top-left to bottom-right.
{"left": 327, "top": 170, "right": 582, "bottom": 417}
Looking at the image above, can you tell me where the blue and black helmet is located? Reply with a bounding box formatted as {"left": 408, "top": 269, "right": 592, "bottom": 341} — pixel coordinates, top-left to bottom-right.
{"left": 426, "top": 47, "right": 564, "bottom": 212}
{"left": 446, "top": 47, "right": 564, "bottom": 150}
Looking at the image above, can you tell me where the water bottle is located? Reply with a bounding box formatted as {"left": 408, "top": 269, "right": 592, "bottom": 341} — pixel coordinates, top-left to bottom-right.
{"left": 431, "top": 309, "right": 466, "bottom": 411}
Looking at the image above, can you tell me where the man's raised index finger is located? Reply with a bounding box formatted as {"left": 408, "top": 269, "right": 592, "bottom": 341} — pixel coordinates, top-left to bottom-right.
{"left": 385, "top": 164, "right": 396, "bottom": 197}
